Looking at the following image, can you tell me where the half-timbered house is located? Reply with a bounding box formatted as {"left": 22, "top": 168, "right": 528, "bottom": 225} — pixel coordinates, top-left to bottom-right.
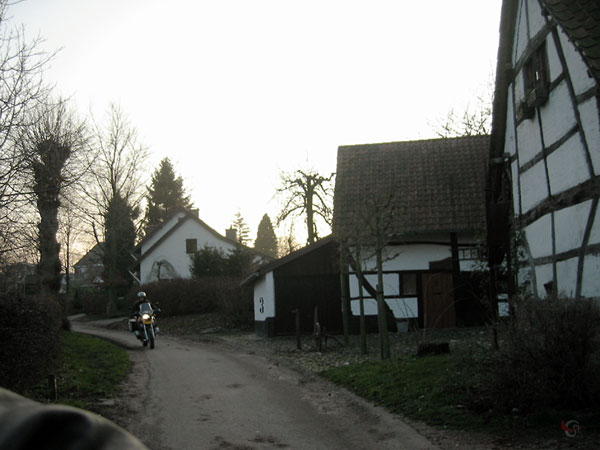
{"left": 488, "top": 0, "right": 600, "bottom": 300}
{"left": 334, "top": 136, "right": 490, "bottom": 329}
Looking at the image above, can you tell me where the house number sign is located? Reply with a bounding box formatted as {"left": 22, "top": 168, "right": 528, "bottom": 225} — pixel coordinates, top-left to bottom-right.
{"left": 259, "top": 297, "right": 264, "bottom": 313}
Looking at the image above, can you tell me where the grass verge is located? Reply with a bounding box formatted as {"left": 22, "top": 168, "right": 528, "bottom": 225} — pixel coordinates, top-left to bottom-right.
{"left": 320, "top": 352, "right": 600, "bottom": 438}
{"left": 26, "top": 330, "right": 131, "bottom": 409}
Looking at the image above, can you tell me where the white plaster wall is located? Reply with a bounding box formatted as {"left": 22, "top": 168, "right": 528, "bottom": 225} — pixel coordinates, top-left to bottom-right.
{"left": 141, "top": 212, "right": 184, "bottom": 254}
{"left": 511, "top": 161, "right": 521, "bottom": 215}
{"left": 546, "top": 29, "right": 563, "bottom": 83}
{"left": 527, "top": 0, "right": 546, "bottom": 37}
{"left": 547, "top": 134, "right": 591, "bottom": 195}
{"left": 556, "top": 257, "right": 579, "bottom": 298}
{"left": 520, "top": 161, "right": 549, "bottom": 213}
{"left": 560, "top": 29, "right": 597, "bottom": 96}
{"left": 516, "top": 113, "right": 542, "bottom": 164}
{"left": 581, "top": 255, "right": 600, "bottom": 299}
{"left": 540, "top": 82, "right": 576, "bottom": 146}
{"left": 554, "top": 200, "right": 591, "bottom": 254}
{"left": 587, "top": 204, "right": 600, "bottom": 247}
{"left": 514, "top": 0, "right": 529, "bottom": 61}
{"left": 350, "top": 273, "right": 399, "bottom": 298}
{"left": 359, "top": 243, "right": 452, "bottom": 272}
{"left": 534, "top": 263, "right": 554, "bottom": 297}
{"left": 141, "top": 218, "right": 237, "bottom": 283}
{"left": 524, "top": 214, "right": 552, "bottom": 259}
{"left": 350, "top": 297, "right": 418, "bottom": 319}
{"left": 514, "top": 64, "right": 526, "bottom": 106}
{"left": 253, "top": 272, "right": 275, "bottom": 321}
{"left": 578, "top": 97, "right": 600, "bottom": 174}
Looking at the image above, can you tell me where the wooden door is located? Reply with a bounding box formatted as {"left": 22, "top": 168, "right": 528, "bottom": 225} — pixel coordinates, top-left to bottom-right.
{"left": 422, "top": 272, "right": 455, "bottom": 328}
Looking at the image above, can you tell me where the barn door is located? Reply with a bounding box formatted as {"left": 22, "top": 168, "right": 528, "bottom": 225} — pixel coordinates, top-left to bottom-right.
{"left": 422, "top": 272, "right": 455, "bottom": 328}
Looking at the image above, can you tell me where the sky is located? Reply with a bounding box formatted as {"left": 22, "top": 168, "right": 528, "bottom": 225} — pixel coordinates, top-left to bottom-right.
{"left": 9, "top": 0, "right": 503, "bottom": 245}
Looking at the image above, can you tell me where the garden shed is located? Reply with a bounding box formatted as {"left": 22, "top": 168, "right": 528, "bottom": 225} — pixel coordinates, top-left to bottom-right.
{"left": 246, "top": 236, "right": 342, "bottom": 337}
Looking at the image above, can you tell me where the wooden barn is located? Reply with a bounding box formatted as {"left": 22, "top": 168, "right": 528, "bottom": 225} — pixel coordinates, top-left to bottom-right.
{"left": 245, "top": 236, "right": 342, "bottom": 337}
{"left": 334, "top": 136, "right": 491, "bottom": 329}
{"left": 488, "top": 0, "right": 600, "bottom": 301}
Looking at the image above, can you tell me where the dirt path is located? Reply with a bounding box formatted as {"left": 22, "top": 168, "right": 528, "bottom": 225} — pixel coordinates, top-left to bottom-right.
{"left": 73, "top": 322, "right": 439, "bottom": 450}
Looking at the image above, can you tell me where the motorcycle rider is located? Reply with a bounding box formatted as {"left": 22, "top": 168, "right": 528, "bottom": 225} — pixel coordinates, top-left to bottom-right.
{"left": 131, "top": 291, "right": 149, "bottom": 336}
{"left": 130, "top": 291, "right": 160, "bottom": 337}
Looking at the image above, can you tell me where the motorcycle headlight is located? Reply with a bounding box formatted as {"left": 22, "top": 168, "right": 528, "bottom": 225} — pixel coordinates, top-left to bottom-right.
{"left": 142, "top": 313, "right": 150, "bottom": 320}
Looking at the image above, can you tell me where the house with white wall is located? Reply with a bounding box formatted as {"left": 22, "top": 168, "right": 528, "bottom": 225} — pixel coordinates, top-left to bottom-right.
{"left": 137, "top": 208, "right": 262, "bottom": 284}
{"left": 334, "top": 136, "right": 490, "bottom": 329}
{"left": 487, "top": 0, "right": 600, "bottom": 300}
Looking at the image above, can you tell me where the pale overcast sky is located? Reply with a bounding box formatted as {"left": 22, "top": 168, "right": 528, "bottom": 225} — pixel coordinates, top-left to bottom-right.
{"left": 10, "top": 0, "right": 502, "bottom": 244}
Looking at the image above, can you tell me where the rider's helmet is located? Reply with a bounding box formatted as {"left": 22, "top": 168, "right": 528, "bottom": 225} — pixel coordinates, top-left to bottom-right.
{"left": 137, "top": 291, "right": 146, "bottom": 299}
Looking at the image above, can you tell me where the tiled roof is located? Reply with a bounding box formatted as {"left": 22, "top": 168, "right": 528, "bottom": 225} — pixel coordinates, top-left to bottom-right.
{"left": 73, "top": 243, "right": 104, "bottom": 268}
{"left": 542, "top": 0, "right": 600, "bottom": 83}
{"left": 333, "top": 136, "right": 490, "bottom": 238}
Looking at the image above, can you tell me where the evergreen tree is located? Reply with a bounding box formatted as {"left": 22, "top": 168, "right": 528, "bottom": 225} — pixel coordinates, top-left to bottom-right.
{"left": 103, "top": 192, "right": 137, "bottom": 300}
{"left": 254, "top": 214, "right": 278, "bottom": 258}
{"left": 144, "top": 158, "right": 191, "bottom": 234}
{"left": 230, "top": 210, "right": 251, "bottom": 246}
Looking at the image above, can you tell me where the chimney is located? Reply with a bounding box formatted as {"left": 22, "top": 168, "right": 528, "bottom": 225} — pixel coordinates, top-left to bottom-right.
{"left": 189, "top": 208, "right": 199, "bottom": 217}
{"left": 225, "top": 228, "right": 237, "bottom": 242}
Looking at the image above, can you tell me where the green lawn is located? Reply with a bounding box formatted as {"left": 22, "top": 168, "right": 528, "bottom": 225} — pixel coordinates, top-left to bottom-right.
{"left": 321, "top": 354, "right": 479, "bottom": 429}
{"left": 320, "top": 353, "right": 599, "bottom": 437}
{"left": 27, "top": 330, "right": 131, "bottom": 409}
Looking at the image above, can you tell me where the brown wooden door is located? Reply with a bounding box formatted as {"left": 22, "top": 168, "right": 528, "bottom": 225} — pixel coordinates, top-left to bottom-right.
{"left": 422, "top": 272, "right": 456, "bottom": 328}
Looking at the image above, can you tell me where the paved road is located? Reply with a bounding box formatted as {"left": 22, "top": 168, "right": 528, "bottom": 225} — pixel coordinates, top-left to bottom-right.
{"left": 73, "top": 321, "right": 439, "bottom": 450}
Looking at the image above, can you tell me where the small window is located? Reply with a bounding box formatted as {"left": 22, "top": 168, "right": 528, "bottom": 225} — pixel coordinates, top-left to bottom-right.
{"left": 521, "top": 42, "right": 550, "bottom": 116}
{"left": 459, "top": 247, "right": 479, "bottom": 260}
{"left": 185, "top": 239, "right": 197, "bottom": 254}
{"left": 400, "top": 273, "right": 417, "bottom": 296}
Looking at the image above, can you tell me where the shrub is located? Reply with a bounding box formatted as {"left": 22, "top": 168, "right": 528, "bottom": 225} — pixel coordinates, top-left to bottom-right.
{"left": 132, "top": 277, "right": 253, "bottom": 329}
{"left": 0, "top": 294, "right": 62, "bottom": 393}
{"left": 469, "top": 296, "right": 600, "bottom": 413}
{"left": 79, "top": 288, "right": 110, "bottom": 316}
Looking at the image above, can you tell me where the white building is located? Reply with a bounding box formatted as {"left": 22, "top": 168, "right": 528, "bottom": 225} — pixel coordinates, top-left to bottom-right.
{"left": 334, "top": 136, "right": 490, "bottom": 329}
{"left": 138, "top": 209, "right": 251, "bottom": 284}
{"left": 488, "top": 0, "right": 600, "bottom": 300}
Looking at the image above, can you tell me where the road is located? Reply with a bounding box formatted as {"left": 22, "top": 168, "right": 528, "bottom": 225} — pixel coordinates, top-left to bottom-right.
{"left": 73, "top": 321, "right": 440, "bottom": 450}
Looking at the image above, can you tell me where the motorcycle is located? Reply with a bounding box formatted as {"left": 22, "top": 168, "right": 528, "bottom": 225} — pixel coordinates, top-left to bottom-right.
{"left": 128, "top": 301, "right": 160, "bottom": 349}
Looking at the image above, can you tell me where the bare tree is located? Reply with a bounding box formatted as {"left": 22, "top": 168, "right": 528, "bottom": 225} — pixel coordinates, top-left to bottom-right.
{"left": 276, "top": 168, "right": 334, "bottom": 245}
{"left": 83, "top": 103, "right": 149, "bottom": 243}
{"left": 16, "top": 99, "right": 88, "bottom": 294}
{"left": 277, "top": 221, "right": 301, "bottom": 257}
{"left": 431, "top": 76, "right": 494, "bottom": 138}
{"left": 337, "top": 180, "right": 402, "bottom": 360}
{"left": 58, "top": 198, "right": 90, "bottom": 294}
{"left": 0, "top": 0, "right": 54, "bottom": 264}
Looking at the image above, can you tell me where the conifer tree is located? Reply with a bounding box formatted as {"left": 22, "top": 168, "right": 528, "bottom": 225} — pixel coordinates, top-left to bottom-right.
{"left": 144, "top": 158, "right": 191, "bottom": 234}
{"left": 103, "top": 192, "right": 136, "bottom": 301}
{"left": 254, "top": 214, "right": 278, "bottom": 258}
{"left": 230, "top": 210, "right": 251, "bottom": 246}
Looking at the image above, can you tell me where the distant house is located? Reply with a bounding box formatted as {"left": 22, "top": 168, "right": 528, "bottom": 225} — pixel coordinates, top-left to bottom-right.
{"left": 244, "top": 236, "right": 342, "bottom": 337}
{"left": 334, "top": 136, "right": 490, "bottom": 329}
{"left": 73, "top": 243, "right": 105, "bottom": 288}
{"left": 488, "top": 0, "right": 600, "bottom": 300}
{"left": 137, "top": 208, "right": 269, "bottom": 284}
{"left": 0, "top": 263, "right": 36, "bottom": 294}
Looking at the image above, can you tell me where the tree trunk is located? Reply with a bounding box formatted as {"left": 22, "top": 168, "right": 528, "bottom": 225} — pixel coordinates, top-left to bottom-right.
{"left": 339, "top": 246, "right": 350, "bottom": 345}
{"left": 306, "top": 181, "right": 315, "bottom": 244}
{"left": 376, "top": 233, "right": 390, "bottom": 360}
{"left": 355, "top": 246, "right": 367, "bottom": 354}
{"left": 37, "top": 199, "right": 62, "bottom": 295}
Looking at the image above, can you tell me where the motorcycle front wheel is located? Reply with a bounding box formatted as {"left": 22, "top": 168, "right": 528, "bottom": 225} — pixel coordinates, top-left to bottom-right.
{"left": 149, "top": 333, "right": 155, "bottom": 349}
